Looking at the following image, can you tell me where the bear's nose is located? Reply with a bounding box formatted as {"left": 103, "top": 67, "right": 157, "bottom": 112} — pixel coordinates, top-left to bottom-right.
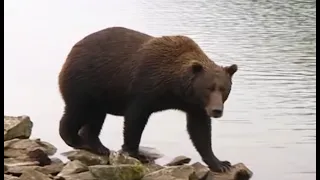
{"left": 212, "top": 109, "right": 223, "bottom": 118}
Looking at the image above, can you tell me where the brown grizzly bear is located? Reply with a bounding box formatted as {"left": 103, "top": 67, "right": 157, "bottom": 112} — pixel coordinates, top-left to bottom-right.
{"left": 58, "top": 27, "right": 238, "bottom": 172}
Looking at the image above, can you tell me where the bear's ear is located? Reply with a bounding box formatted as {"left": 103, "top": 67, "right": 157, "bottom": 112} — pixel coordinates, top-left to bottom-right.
{"left": 225, "top": 64, "right": 238, "bottom": 77}
{"left": 191, "top": 61, "right": 203, "bottom": 74}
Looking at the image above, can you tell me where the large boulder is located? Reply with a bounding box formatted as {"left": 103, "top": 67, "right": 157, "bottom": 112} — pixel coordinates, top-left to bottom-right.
{"left": 165, "top": 155, "right": 191, "bottom": 166}
{"left": 142, "top": 165, "right": 195, "bottom": 180}
{"left": 4, "top": 138, "right": 57, "bottom": 158}
{"left": 19, "top": 169, "right": 52, "bottom": 180}
{"left": 55, "top": 171, "right": 97, "bottom": 180}
{"left": 189, "top": 162, "right": 210, "bottom": 180}
{"left": 57, "top": 160, "right": 88, "bottom": 177}
{"left": 5, "top": 158, "right": 64, "bottom": 176}
{"left": 138, "top": 146, "right": 164, "bottom": 161}
{"left": 4, "top": 157, "right": 40, "bottom": 167}
{"left": 61, "top": 150, "right": 109, "bottom": 166}
{"left": 109, "top": 151, "right": 142, "bottom": 165}
{"left": 4, "top": 174, "right": 19, "bottom": 180}
{"left": 4, "top": 115, "right": 33, "bottom": 141}
{"left": 144, "top": 163, "right": 164, "bottom": 174}
{"left": 205, "top": 163, "right": 253, "bottom": 180}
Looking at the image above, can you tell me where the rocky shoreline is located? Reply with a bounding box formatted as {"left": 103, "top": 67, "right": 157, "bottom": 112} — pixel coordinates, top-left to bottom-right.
{"left": 4, "top": 115, "right": 253, "bottom": 180}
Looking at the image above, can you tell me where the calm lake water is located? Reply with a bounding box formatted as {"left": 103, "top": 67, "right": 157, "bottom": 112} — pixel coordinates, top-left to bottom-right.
{"left": 4, "top": 0, "right": 316, "bottom": 179}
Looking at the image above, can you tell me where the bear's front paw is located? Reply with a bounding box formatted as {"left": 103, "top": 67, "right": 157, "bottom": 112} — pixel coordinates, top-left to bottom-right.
{"left": 94, "top": 145, "right": 111, "bottom": 156}
{"left": 220, "top": 160, "right": 232, "bottom": 167}
{"left": 74, "top": 143, "right": 110, "bottom": 156}
{"left": 209, "top": 159, "right": 232, "bottom": 173}
{"left": 124, "top": 151, "right": 154, "bottom": 164}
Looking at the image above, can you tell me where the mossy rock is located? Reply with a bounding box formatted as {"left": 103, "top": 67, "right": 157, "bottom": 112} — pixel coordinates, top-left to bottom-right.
{"left": 89, "top": 164, "right": 147, "bottom": 180}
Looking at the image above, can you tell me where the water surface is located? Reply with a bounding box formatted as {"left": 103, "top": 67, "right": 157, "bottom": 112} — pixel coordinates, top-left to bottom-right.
{"left": 4, "top": 1, "right": 316, "bottom": 179}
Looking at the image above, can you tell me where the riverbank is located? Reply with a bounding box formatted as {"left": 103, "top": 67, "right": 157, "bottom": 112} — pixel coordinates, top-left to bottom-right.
{"left": 4, "top": 115, "right": 253, "bottom": 180}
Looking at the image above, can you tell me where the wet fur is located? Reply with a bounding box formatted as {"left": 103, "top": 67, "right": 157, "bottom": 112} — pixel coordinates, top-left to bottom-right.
{"left": 58, "top": 27, "right": 237, "bottom": 172}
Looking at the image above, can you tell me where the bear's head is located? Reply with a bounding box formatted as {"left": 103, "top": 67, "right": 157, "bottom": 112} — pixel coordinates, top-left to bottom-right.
{"left": 189, "top": 62, "right": 238, "bottom": 118}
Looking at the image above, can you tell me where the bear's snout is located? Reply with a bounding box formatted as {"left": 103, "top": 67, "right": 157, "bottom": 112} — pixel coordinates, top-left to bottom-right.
{"left": 211, "top": 109, "right": 223, "bottom": 118}
{"left": 206, "top": 106, "right": 224, "bottom": 118}
{"left": 206, "top": 92, "right": 224, "bottom": 118}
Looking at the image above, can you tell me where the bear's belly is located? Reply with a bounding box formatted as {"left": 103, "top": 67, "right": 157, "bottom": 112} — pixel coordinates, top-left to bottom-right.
{"left": 101, "top": 95, "right": 130, "bottom": 116}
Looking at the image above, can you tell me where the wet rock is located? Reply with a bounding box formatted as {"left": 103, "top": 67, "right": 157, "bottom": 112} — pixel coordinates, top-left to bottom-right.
{"left": 142, "top": 165, "right": 195, "bottom": 180}
{"left": 19, "top": 169, "right": 52, "bottom": 180}
{"left": 39, "top": 157, "right": 64, "bottom": 175}
{"left": 4, "top": 115, "right": 33, "bottom": 141}
{"left": 4, "top": 138, "right": 57, "bottom": 158}
{"left": 138, "top": 146, "right": 164, "bottom": 161}
{"left": 4, "top": 157, "right": 40, "bottom": 167}
{"left": 109, "top": 151, "right": 141, "bottom": 165}
{"left": 56, "top": 171, "right": 97, "bottom": 180}
{"left": 205, "top": 163, "right": 253, "bottom": 180}
{"left": 205, "top": 171, "right": 215, "bottom": 180}
{"left": 4, "top": 164, "right": 8, "bottom": 173}
{"left": 145, "top": 163, "right": 164, "bottom": 174}
{"left": 115, "top": 146, "right": 163, "bottom": 165}
{"left": 165, "top": 155, "right": 191, "bottom": 166}
{"left": 89, "top": 164, "right": 147, "bottom": 180}
{"left": 61, "top": 150, "right": 109, "bottom": 166}
{"left": 189, "top": 162, "right": 210, "bottom": 180}
{"left": 4, "top": 174, "right": 19, "bottom": 180}
{"left": 27, "top": 148, "right": 52, "bottom": 166}
{"left": 145, "top": 175, "right": 186, "bottom": 180}
{"left": 6, "top": 158, "right": 64, "bottom": 176}
{"left": 57, "top": 160, "right": 88, "bottom": 177}
{"left": 2, "top": 114, "right": 254, "bottom": 180}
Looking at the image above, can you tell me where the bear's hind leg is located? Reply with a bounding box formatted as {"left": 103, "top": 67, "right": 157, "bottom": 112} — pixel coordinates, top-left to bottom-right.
{"left": 59, "top": 106, "right": 87, "bottom": 149}
{"left": 78, "top": 108, "right": 109, "bottom": 156}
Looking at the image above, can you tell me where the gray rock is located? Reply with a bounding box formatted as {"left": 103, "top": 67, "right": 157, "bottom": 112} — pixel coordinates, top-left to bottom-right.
{"left": 61, "top": 150, "right": 109, "bottom": 166}
{"left": 189, "top": 162, "right": 210, "bottom": 180}
{"left": 115, "top": 146, "right": 163, "bottom": 164}
{"left": 19, "top": 169, "right": 52, "bottom": 180}
{"left": 4, "top": 164, "right": 8, "bottom": 173}
{"left": 6, "top": 157, "right": 64, "bottom": 175}
{"left": 55, "top": 171, "right": 97, "bottom": 180}
{"left": 4, "top": 115, "right": 33, "bottom": 141}
{"left": 4, "top": 157, "right": 40, "bottom": 167}
{"left": 205, "top": 171, "right": 215, "bottom": 180}
{"left": 4, "top": 174, "right": 19, "bottom": 180}
{"left": 89, "top": 164, "right": 147, "bottom": 180}
{"left": 4, "top": 138, "right": 57, "bottom": 158}
{"left": 145, "top": 163, "right": 164, "bottom": 174}
{"left": 144, "top": 175, "right": 187, "bottom": 180}
{"left": 206, "top": 163, "right": 253, "bottom": 180}
{"left": 142, "top": 165, "right": 195, "bottom": 180}
{"left": 138, "top": 146, "right": 164, "bottom": 161}
{"left": 57, "top": 160, "right": 88, "bottom": 177}
{"left": 165, "top": 155, "right": 191, "bottom": 166}
{"left": 109, "top": 151, "right": 141, "bottom": 165}
{"left": 26, "top": 148, "right": 52, "bottom": 166}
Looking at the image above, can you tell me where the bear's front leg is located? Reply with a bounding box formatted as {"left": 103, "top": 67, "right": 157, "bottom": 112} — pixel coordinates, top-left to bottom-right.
{"left": 121, "top": 97, "right": 153, "bottom": 163}
{"left": 186, "top": 110, "right": 232, "bottom": 173}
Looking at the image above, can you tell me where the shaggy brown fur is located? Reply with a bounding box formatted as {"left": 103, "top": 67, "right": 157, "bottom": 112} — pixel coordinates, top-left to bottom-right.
{"left": 58, "top": 27, "right": 238, "bottom": 173}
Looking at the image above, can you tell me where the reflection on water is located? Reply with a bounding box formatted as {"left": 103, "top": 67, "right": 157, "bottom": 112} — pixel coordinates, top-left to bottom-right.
{"left": 4, "top": 0, "right": 316, "bottom": 180}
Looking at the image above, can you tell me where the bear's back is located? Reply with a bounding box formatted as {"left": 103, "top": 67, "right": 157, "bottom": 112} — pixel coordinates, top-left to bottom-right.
{"left": 59, "top": 27, "right": 153, "bottom": 109}
{"left": 66, "top": 27, "right": 152, "bottom": 67}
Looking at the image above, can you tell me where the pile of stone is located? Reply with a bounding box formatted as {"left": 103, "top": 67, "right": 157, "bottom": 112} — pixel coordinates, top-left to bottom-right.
{"left": 4, "top": 115, "right": 253, "bottom": 180}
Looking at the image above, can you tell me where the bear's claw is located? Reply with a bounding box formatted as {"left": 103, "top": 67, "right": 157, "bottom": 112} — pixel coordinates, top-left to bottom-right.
{"left": 209, "top": 160, "right": 232, "bottom": 173}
